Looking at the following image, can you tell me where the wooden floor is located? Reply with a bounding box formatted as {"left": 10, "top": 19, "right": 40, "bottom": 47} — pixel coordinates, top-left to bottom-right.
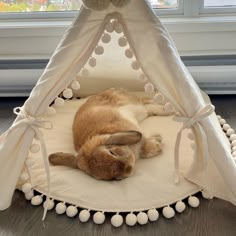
{"left": 0, "top": 96, "right": 236, "bottom": 236}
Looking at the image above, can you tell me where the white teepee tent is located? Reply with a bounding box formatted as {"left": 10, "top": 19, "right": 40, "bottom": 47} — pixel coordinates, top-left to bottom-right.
{"left": 0, "top": 0, "right": 236, "bottom": 220}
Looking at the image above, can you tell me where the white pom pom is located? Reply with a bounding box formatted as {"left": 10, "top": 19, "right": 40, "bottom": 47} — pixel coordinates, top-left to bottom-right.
{"left": 232, "top": 146, "right": 236, "bottom": 151}
{"left": 227, "top": 128, "right": 235, "bottom": 136}
{"left": 71, "top": 81, "right": 81, "bottom": 91}
{"left": 131, "top": 61, "right": 140, "bottom": 70}
{"left": 111, "top": 214, "right": 123, "bottom": 227}
{"left": 114, "top": 21, "right": 123, "bottom": 33}
{"left": 88, "top": 57, "right": 97, "bottom": 67}
{"left": 216, "top": 115, "right": 221, "bottom": 120}
{"left": 55, "top": 202, "right": 66, "bottom": 215}
{"left": 139, "top": 73, "right": 147, "bottom": 82}
{"left": 232, "top": 151, "right": 236, "bottom": 157}
{"left": 43, "top": 199, "right": 55, "bottom": 211}
{"left": 232, "top": 140, "right": 236, "bottom": 147}
{"left": 31, "top": 195, "right": 43, "bottom": 206}
{"left": 125, "top": 48, "right": 133, "bottom": 58}
{"left": 25, "top": 159, "right": 34, "bottom": 167}
{"left": 54, "top": 97, "right": 65, "bottom": 107}
{"left": 175, "top": 201, "right": 186, "bottom": 213}
{"left": 93, "top": 212, "right": 105, "bottom": 224}
{"left": 188, "top": 196, "right": 200, "bottom": 208}
{"left": 101, "top": 33, "right": 111, "bottom": 43}
{"left": 63, "top": 88, "right": 73, "bottom": 99}
{"left": 105, "top": 22, "right": 114, "bottom": 33}
{"left": 202, "top": 191, "right": 211, "bottom": 199}
{"left": 66, "top": 206, "right": 78, "bottom": 218}
{"left": 22, "top": 183, "right": 32, "bottom": 194}
{"left": 219, "top": 119, "right": 226, "bottom": 125}
{"left": 25, "top": 190, "right": 34, "bottom": 200}
{"left": 46, "top": 107, "right": 56, "bottom": 116}
{"left": 144, "top": 83, "right": 154, "bottom": 93}
{"left": 147, "top": 209, "right": 159, "bottom": 221}
{"left": 30, "top": 144, "right": 40, "bottom": 153}
{"left": 79, "top": 210, "right": 90, "bottom": 223}
{"left": 154, "top": 93, "right": 164, "bottom": 104}
{"left": 20, "top": 172, "right": 29, "bottom": 182}
{"left": 187, "top": 133, "right": 194, "bottom": 140}
{"left": 230, "top": 134, "right": 236, "bottom": 141}
{"left": 94, "top": 45, "right": 104, "bottom": 55}
{"left": 125, "top": 213, "right": 137, "bottom": 226}
{"left": 137, "top": 212, "right": 148, "bottom": 225}
{"left": 223, "top": 124, "right": 230, "bottom": 131}
{"left": 118, "top": 37, "right": 127, "bottom": 47}
{"left": 162, "top": 206, "right": 175, "bottom": 219}
{"left": 164, "top": 103, "right": 175, "bottom": 113}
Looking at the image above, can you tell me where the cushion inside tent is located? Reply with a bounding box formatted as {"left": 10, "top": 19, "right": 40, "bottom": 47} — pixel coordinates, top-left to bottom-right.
{"left": 26, "top": 98, "right": 200, "bottom": 212}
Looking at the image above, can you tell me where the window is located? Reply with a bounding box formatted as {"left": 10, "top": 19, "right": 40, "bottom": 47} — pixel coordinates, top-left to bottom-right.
{"left": 200, "top": 0, "right": 236, "bottom": 14}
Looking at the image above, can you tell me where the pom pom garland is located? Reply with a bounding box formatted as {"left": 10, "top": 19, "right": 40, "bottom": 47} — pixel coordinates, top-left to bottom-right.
{"left": 79, "top": 210, "right": 91, "bottom": 222}
{"left": 101, "top": 33, "right": 111, "bottom": 43}
{"left": 81, "top": 68, "right": 89, "bottom": 77}
{"left": 63, "top": 88, "right": 73, "bottom": 99}
{"left": 95, "top": 45, "right": 104, "bottom": 55}
{"left": 164, "top": 103, "right": 175, "bottom": 113}
{"left": 43, "top": 199, "right": 55, "bottom": 211}
{"left": 139, "top": 73, "right": 147, "bottom": 82}
{"left": 188, "top": 196, "right": 200, "bottom": 208}
{"left": 219, "top": 119, "right": 226, "bottom": 125}
{"left": 111, "top": 214, "right": 123, "bottom": 227}
{"left": 125, "top": 48, "right": 133, "bottom": 58}
{"left": 55, "top": 202, "right": 67, "bottom": 215}
{"left": 125, "top": 213, "right": 137, "bottom": 226}
{"left": 71, "top": 81, "right": 81, "bottom": 91}
{"left": 227, "top": 128, "right": 235, "bottom": 136}
{"left": 232, "top": 151, "right": 236, "bottom": 157}
{"left": 154, "top": 93, "right": 164, "bottom": 104}
{"left": 223, "top": 124, "right": 230, "bottom": 131}
{"left": 66, "top": 206, "right": 78, "bottom": 217}
{"left": 231, "top": 140, "right": 236, "bottom": 147}
{"left": 22, "top": 183, "right": 32, "bottom": 194}
{"left": 30, "top": 144, "right": 40, "bottom": 153}
{"left": 105, "top": 22, "right": 114, "bottom": 33}
{"left": 25, "top": 190, "right": 34, "bottom": 200}
{"left": 118, "top": 37, "right": 128, "bottom": 47}
{"left": 162, "top": 206, "right": 175, "bottom": 219}
{"left": 93, "top": 212, "right": 105, "bottom": 224}
{"left": 131, "top": 61, "right": 140, "bottom": 70}
{"left": 88, "top": 57, "right": 97, "bottom": 67}
{"left": 147, "top": 209, "right": 159, "bottom": 221}
{"left": 20, "top": 172, "right": 29, "bottom": 182}
{"left": 230, "top": 134, "right": 236, "bottom": 141}
{"left": 144, "top": 83, "right": 154, "bottom": 93}
{"left": 113, "top": 20, "right": 123, "bottom": 33}
{"left": 31, "top": 195, "right": 43, "bottom": 206}
{"left": 137, "top": 212, "right": 148, "bottom": 225}
{"left": 25, "top": 159, "right": 34, "bottom": 167}
{"left": 175, "top": 201, "right": 186, "bottom": 213}
{"left": 202, "top": 191, "right": 211, "bottom": 199}
{"left": 232, "top": 146, "right": 236, "bottom": 152}
{"left": 46, "top": 107, "right": 57, "bottom": 116}
{"left": 54, "top": 97, "right": 65, "bottom": 107}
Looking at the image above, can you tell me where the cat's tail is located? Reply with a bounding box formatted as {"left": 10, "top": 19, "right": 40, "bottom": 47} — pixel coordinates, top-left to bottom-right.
{"left": 49, "top": 152, "right": 78, "bottom": 168}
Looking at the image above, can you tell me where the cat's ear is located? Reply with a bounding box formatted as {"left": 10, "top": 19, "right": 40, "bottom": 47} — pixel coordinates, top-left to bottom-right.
{"left": 105, "top": 131, "right": 142, "bottom": 146}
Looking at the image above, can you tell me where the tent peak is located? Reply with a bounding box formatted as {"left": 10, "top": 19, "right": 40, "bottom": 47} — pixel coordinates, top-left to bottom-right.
{"left": 82, "top": 0, "right": 131, "bottom": 11}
